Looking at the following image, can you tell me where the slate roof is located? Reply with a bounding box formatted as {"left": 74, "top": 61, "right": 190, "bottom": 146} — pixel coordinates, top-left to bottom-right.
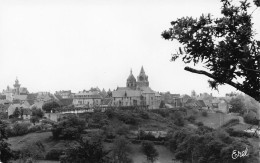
{"left": 197, "top": 100, "right": 206, "bottom": 107}
{"left": 13, "top": 95, "right": 28, "bottom": 101}
{"left": 59, "top": 98, "right": 73, "bottom": 106}
{"left": 139, "top": 87, "right": 154, "bottom": 94}
{"left": 112, "top": 89, "right": 141, "bottom": 98}
{"left": 22, "top": 108, "right": 32, "bottom": 115}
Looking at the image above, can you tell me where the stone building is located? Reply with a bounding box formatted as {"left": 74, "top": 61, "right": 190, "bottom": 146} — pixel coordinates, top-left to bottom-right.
{"left": 73, "top": 90, "right": 102, "bottom": 107}
{"left": 2, "top": 78, "right": 29, "bottom": 101}
{"left": 112, "top": 66, "right": 161, "bottom": 109}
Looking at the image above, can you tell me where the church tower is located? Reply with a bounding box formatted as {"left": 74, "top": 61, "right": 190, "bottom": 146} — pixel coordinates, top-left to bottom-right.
{"left": 126, "top": 69, "right": 137, "bottom": 89}
{"left": 13, "top": 77, "right": 21, "bottom": 95}
{"left": 136, "top": 66, "right": 149, "bottom": 87}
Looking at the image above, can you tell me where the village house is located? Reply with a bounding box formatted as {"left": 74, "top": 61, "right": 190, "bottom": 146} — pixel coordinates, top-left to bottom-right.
{"left": 73, "top": 90, "right": 102, "bottom": 107}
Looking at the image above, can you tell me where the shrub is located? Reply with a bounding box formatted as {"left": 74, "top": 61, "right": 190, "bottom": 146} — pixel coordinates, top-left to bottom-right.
{"left": 12, "top": 122, "right": 30, "bottom": 136}
{"left": 45, "top": 149, "right": 64, "bottom": 161}
{"left": 201, "top": 111, "right": 208, "bottom": 117}
{"left": 196, "top": 122, "right": 204, "bottom": 127}
{"left": 225, "top": 128, "right": 253, "bottom": 138}
{"left": 28, "top": 125, "right": 43, "bottom": 133}
{"left": 51, "top": 115, "right": 85, "bottom": 140}
{"left": 186, "top": 115, "right": 196, "bottom": 123}
{"left": 243, "top": 112, "right": 259, "bottom": 125}
{"left": 171, "top": 111, "right": 185, "bottom": 126}
{"left": 140, "top": 110, "right": 149, "bottom": 119}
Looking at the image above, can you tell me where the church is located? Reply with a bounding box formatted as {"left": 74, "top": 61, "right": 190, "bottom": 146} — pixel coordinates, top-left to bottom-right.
{"left": 2, "top": 78, "right": 29, "bottom": 101}
{"left": 112, "top": 66, "right": 161, "bottom": 109}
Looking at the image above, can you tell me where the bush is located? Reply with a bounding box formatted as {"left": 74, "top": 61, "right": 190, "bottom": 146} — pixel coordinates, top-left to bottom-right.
{"left": 28, "top": 125, "right": 43, "bottom": 133}
{"left": 171, "top": 111, "right": 185, "bottom": 127}
{"left": 196, "top": 122, "right": 204, "bottom": 127}
{"left": 201, "top": 111, "right": 208, "bottom": 117}
{"left": 45, "top": 149, "right": 64, "bottom": 161}
{"left": 186, "top": 115, "right": 196, "bottom": 123}
{"left": 140, "top": 110, "right": 149, "bottom": 119}
{"left": 225, "top": 128, "right": 253, "bottom": 138}
{"left": 243, "top": 112, "right": 259, "bottom": 125}
{"left": 51, "top": 115, "right": 85, "bottom": 140}
{"left": 11, "top": 122, "right": 31, "bottom": 136}
{"left": 151, "top": 109, "right": 169, "bottom": 117}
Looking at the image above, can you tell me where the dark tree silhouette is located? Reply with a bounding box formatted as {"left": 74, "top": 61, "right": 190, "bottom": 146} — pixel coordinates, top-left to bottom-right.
{"left": 162, "top": 0, "right": 260, "bottom": 102}
{"left": 0, "top": 120, "right": 13, "bottom": 163}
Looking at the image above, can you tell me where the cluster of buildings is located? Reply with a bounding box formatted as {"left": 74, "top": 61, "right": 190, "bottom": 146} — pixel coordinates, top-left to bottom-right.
{"left": 0, "top": 66, "right": 232, "bottom": 121}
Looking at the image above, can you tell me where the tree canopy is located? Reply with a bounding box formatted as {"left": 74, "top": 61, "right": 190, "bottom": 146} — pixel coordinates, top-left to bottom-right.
{"left": 162, "top": 0, "right": 260, "bottom": 102}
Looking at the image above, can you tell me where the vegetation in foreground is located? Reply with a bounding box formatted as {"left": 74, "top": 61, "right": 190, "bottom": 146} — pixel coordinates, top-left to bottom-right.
{"left": 2, "top": 106, "right": 259, "bottom": 163}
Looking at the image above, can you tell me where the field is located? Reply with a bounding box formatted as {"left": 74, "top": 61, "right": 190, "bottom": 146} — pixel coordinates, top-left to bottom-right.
{"left": 194, "top": 111, "right": 243, "bottom": 128}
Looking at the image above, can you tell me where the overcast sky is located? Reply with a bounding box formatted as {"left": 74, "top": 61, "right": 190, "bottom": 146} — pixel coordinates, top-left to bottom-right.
{"left": 0, "top": 0, "right": 259, "bottom": 96}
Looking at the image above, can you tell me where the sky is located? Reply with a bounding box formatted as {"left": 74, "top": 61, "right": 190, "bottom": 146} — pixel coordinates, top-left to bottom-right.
{"left": 0, "top": 0, "right": 259, "bottom": 96}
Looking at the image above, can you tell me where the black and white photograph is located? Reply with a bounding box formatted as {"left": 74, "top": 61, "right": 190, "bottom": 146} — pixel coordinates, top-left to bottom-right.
{"left": 0, "top": 0, "right": 260, "bottom": 162}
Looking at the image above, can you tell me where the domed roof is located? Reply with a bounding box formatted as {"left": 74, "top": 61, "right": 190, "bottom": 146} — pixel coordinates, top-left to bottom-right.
{"left": 127, "top": 69, "right": 136, "bottom": 82}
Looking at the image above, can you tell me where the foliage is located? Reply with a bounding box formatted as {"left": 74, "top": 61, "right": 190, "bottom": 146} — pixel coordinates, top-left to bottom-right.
{"left": 17, "top": 141, "right": 45, "bottom": 162}
{"left": 13, "top": 107, "right": 21, "bottom": 118}
{"left": 229, "top": 98, "right": 246, "bottom": 115}
{"left": 225, "top": 128, "right": 253, "bottom": 138}
{"left": 159, "top": 101, "right": 165, "bottom": 108}
{"left": 31, "top": 108, "right": 44, "bottom": 118}
{"left": 42, "top": 101, "right": 60, "bottom": 113}
{"left": 30, "top": 116, "right": 40, "bottom": 125}
{"left": 171, "top": 111, "right": 185, "bottom": 126}
{"left": 201, "top": 110, "right": 208, "bottom": 117}
{"left": 45, "top": 149, "right": 64, "bottom": 161}
{"left": 111, "top": 136, "right": 132, "bottom": 163}
{"left": 151, "top": 109, "right": 170, "bottom": 117}
{"left": 11, "top": 122, "right": 30, "bottom": 136}
{"left": 141, "top": 141, "right": 159, "bottom": 163}
{"left": 115, "top": 124, "right": 130, "bottom": 136}
{"left": 243, "top": 111, "right": 259, "bottom": 125}
{"left": 51, "top": 114, "right": 85, "bottom": 140}
{"left": 0, "top": 120, "right": 13, "bottom": 163}
{"left": 60, "top": 137, "right": 111, "bottom": 163}
{"left": 167, "top": 127, "right": 257, "bottom": 163}
{"left": 162, "top": 0, "right": 260, "bottom": 102}
{"left": 186, "top": 115, "right": 196, "bottom": 123}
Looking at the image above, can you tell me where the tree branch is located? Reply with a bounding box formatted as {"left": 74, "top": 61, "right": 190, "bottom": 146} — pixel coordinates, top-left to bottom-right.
{"left": 184, "top": 66, "right": 245, "bottom": 93}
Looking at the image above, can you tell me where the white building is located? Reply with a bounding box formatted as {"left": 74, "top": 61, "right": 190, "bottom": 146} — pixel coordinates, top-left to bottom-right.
{"left": 73, "top": 90, "right": 102, "bottom": 107}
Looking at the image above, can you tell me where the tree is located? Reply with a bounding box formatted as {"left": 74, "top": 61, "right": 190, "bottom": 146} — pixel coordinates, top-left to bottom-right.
{"left": 0, "top": 120, "right": 13, "bottom": 163}
{"left": 229, "top": 97, "right": 246, "bottom": 115}
{"left": 32, "top": 108, "right": 44, "bottom": 118}
{"left": 51, "top": 114, "right": 85, "bottom": 140}
{"left": 159, "top": 101, "right": 165, "bottom": 108}
{"left": 13, "top": 107, "right": 21, "bottom": 118}
{"left": 60, "top": 137, "right": 111, "bottom": 163}
{"left": 112, "top": 136, "right": 132, "bottom": 163}
{"left": 42, "top": 101, "right": 60, "bottom": 113}
{"left": 30, "top": 116, "right": 39, "bottom": 125}
{"left": 162, "top": 0, "right": 260, "bottom": 102}
{"left": 141, "top": 141, "right": 159, "bottom": 163}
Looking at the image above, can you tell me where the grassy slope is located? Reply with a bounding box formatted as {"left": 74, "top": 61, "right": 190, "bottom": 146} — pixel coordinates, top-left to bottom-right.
{"left": 8, "top": 132, "right": 175, "bottom": 163}
{"left": 194, "top": 112, "right": 242, "bottom": 129}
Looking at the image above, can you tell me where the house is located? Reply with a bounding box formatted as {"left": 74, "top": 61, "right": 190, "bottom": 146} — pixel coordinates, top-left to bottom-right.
{"left": 55, "top": 90, "right": 72, "bottom": 99}
{"left": 0, "top": 104, "right": 9, "bottom": 113}
{"left": 73, "top": 90, "right": 102, "bottom": 107}
{"left": 8, "top": 103, "right": 30, "bottom": 117}
{"left": 211, "top": 98, "right": 229, "bottom": 113}
{"left": 21, "top": 108, "right": 32, "bottom": 120}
